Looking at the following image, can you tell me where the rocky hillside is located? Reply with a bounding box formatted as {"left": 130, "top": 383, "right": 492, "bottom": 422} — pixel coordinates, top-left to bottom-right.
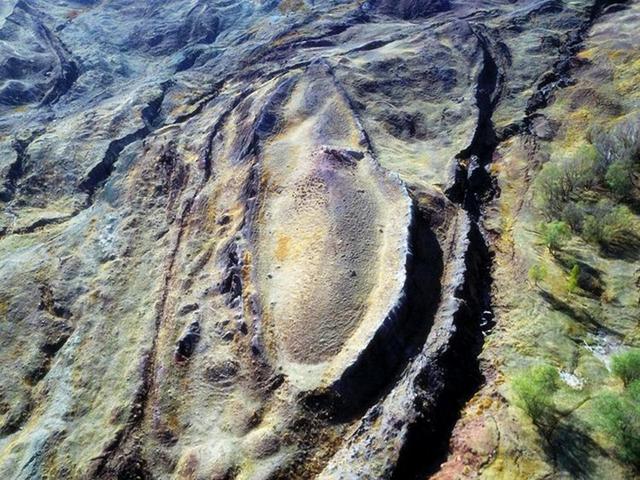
{"left": 1, "top": 1, "right": 639, "bottom": 479}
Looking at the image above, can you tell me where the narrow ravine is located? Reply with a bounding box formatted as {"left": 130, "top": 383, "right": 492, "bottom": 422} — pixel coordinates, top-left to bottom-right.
{"left": 419, "top": 1, "right": 632, "bottom": 477}
{"left": 391, "top": 25, "right": 505, "bottom": 479}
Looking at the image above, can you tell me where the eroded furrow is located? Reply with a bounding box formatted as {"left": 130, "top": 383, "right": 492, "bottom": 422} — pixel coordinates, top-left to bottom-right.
{"left": 79, "top": 84, "right": 169, "bottom": 205}
{"left": 0, "top": 129, "right": 43, "bottom": 203}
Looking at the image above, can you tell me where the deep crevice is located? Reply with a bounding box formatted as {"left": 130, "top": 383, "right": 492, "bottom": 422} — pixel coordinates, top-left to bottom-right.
{"left": 397, "top": 22, "right": 503, "bottom": 480}
{"left": 78, "top": 128, "right": 150, "bottom": 203}
{"left": 393, "top": 219, "right": 494, "bottom": 480}
{"left": 446, "top": 24, "right": 504, "bottom": 214}
{"left": 304, "top": 202, "right": 444, "bottom": 423}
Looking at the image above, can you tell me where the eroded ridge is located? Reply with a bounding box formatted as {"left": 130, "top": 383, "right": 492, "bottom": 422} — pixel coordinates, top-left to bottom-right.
{"left": 254, "top": 64, "right": 412, "bottom": 390}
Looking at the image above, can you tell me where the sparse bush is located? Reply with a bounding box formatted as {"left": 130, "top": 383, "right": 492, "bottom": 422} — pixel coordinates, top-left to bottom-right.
{"left": 541, "top": 221, "right": 571, "bottom": 253}
{"left": 534, "top": 150, "right": 596, "bottom": 219}
{"left": 534, "top": 163, "right": 565, "bottom": 218}
{"left": 528, "top": 263, "right": 547, "bottom": 286}
{"left": 567, "top": 264, "right": 580, "bottom": 294}
{"left": 512, "top": 364, "right": 559, "bottom": 429}
{"left": 582, "top": 201, "right": 639, "bottom": 254}
{"left": 612, "top": 349, "right": 640, "bottom": 386}
{"left": 601, "top": 288, "right": 616, "bottom": 304}
{"left": 593, "top": 113, "right": 640, "bottom": 176}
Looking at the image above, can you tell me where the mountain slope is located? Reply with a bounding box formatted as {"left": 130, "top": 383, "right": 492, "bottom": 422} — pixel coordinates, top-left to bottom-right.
{"left": 0, "top": 1, "right": 638, "bottom": 479}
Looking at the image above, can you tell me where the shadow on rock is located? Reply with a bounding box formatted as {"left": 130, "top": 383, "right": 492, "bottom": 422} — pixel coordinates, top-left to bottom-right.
{"left": 546, "top": 418, "right": 604, "bottom": 478}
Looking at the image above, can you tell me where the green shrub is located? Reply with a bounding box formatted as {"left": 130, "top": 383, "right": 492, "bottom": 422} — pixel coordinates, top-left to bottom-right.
{"left": 612, "top": 349, "right": 640, "bottom": 386}
{"left": 582, "top": 201, "right": 638, "bottom": 254}
{"left": 528, "top": 263, "right": 547, "bottom": 286}
{"left": 541, "top": 221, "right": 571, "bottom": 253}
{"left": 595, "top": 389, "right": 640, "bottom": 468}
{"left": 583, "top": 215, "right": 604, "bottom": 245}
{"left": 606, "top": 159, "right": 634, "bottom": 199}
{"left": 567, "top": 264, "right": 580, "bottom": 294}
{"left": 512, "top": 364, "right": 559, "bottom": 428}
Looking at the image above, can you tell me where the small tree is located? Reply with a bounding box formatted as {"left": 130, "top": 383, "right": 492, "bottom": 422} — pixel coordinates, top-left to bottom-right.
{"left": 561, "top": 202, "right": 585, "bottom": 232}
{"left": 541, "top": 221, "right": 571, "bottom": 253}
{"left": 567, "top": 264, "right": 580, "bottom": 294}
{"left": 595, "top": 386, "right": 640, "bottom": 469}
{"left": 512, "top": 364, "right": 559, "bottom": 430}
{"left": 612, "top": 349, "right": 640, "bottom": 386}
{"left": 528, "top": 263, "right": 547, "bottom": 287}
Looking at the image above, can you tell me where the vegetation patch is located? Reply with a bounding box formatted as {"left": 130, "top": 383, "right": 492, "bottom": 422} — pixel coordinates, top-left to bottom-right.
{"left": 512, "top": 364, "right": 559, "bottom": 432}
{"left": 593, "top": 352, "right": 640, "bottom": 470}
{"left": 533, "top": 115, "right": 640, "bottom": 259}
{"left": 611, "top": 349, "right": 640, "bottom": 387}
